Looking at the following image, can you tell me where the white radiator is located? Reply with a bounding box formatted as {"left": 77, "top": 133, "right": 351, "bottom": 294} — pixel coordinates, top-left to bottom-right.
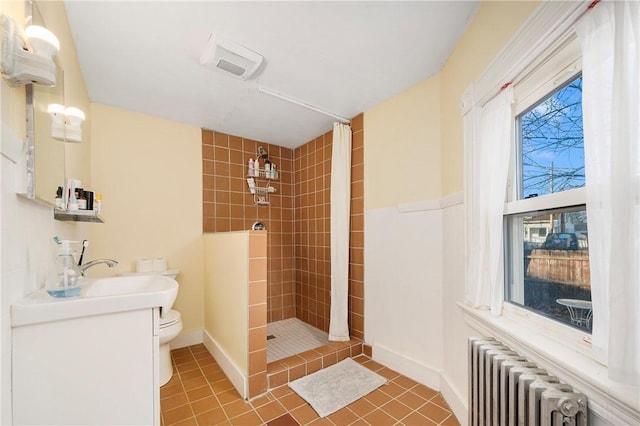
{"left": 469, "top": 337, "right": 588, "bottom": 426}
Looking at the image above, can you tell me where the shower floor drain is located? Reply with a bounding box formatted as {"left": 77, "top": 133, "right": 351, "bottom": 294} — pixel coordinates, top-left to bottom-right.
{"left": 267, "top": 335, "right": 276, "bottom": 340}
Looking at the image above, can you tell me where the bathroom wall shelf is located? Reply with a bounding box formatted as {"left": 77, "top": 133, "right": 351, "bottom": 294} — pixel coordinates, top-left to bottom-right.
{"left": 247, "top": 163, "right": 278, "bottom": 206}
{"left": 253, "top": 186, "right": 275, "bottom": 206}
{"left": 249, "top": 184, "right": 277, "bottom": 206}
{"left": 54, "top": 208, "right": 104, "bottom": 223}
{"left": 254, "top": 168, "right": 278, "bottom": 180}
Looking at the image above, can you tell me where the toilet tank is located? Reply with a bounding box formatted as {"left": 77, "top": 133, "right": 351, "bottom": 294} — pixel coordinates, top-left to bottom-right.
{"left": 122, "top": 269, "right": 180, "bottom": 280}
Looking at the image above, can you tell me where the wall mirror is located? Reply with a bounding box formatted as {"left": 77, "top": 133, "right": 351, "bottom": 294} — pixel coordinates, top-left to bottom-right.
{"left": 27, "top": 0, "right": 66, "bottom": 206}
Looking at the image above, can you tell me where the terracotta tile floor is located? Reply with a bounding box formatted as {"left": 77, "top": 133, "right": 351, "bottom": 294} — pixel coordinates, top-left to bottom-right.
{"left": 161, "top": 344, "right": 461, "bottom": 426}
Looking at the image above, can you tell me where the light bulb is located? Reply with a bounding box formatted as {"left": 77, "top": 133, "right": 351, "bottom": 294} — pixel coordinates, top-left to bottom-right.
{"left": 64, "top": 107, "right": 85, "bottom": 143}
{"left": 47, "top": 104, "right": 65, "bottom": 140}
{"left": 24, "top": 25, "right": 60, "bottom": 59}
{"left": 64, "top": 107, "right": 85, "bottom": 124}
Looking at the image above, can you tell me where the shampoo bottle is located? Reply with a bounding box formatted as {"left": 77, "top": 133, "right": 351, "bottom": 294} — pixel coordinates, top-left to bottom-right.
{"left": 55, "top": 186, "right": 64, "bottom": 209}
{"left": 77, "top": 188, "right": 87, "bottom": 210}
{"left": 94, "top": 193, "right": 102, "bottom": 214}
{"left": 68, "top": 181, "right": 79, "bottom": 211}
{"left": 85, "top": 191, "right": 94, "bottom": 211}
{"left": 248, "top": 159, "right": 255, "bottom": 177}
{"left": 47, "top": 240, "right": 83, "bottom": 298}
{"left": 264, "top": 160, "right": 271, "bottom": 178}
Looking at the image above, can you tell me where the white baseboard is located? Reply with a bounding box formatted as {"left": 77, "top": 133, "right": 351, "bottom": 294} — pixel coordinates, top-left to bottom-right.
{"left": 440, "top": 372, "right": 468, "bottom": 426}
{"left": 170, "top": 329, "right": 203, "bottom": 350}
{"left": 202, "top": 330, "right": 247, "bottom": 399}
{"left": 372, "top": 343, "right": 441, "bottom": 391}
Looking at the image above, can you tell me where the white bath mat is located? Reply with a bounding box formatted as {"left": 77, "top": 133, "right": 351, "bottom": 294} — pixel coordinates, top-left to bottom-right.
{"left": 288, "top": 358, "right": 387, "bottom": 418}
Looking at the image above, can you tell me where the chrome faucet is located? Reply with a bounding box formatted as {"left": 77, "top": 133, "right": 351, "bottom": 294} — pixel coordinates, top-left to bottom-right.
{"left": 79, "top": 259, "right": 118, "bottom": 276}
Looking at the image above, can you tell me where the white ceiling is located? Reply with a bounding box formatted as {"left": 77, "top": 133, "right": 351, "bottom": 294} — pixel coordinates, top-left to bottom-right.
{"left": 64, "top": 1, "right": 479, "bottom": 148}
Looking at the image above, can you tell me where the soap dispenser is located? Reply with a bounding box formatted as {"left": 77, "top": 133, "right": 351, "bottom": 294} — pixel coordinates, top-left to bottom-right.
{"left": 47, "top": 240, "right": 83, "bottom": 297}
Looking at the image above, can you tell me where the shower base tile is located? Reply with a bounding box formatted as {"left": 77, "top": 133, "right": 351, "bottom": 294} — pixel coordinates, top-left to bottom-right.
{"left": 265, "top": 318, "right": 367, "bottom": 392}
{"left": 267, "top": 318, "right": 329, "bottom": 363}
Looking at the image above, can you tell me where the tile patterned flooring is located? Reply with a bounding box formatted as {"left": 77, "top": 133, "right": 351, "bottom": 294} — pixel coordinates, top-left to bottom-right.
{"left": 161, "top": 344, "right": 461, "bottom": 426}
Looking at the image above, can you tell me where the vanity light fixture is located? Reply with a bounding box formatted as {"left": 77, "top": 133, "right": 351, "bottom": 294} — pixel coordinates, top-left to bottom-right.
{"left": 24, "top": 25, "right": 60, "bottom": 59}
{"left": 47, "top": 104, "right": 85, "bottom": 143}
{"left": 47, "top": 103, "right": 66, "bottom": 140}
{"left": 0, "top": 14, "right": 60, "bottom": 87}
{"left": 64, "top": 107, "right": 85, "bottom": 143}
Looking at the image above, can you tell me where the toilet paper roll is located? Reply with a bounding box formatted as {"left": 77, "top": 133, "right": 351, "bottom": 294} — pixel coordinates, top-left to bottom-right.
{"left": 136, "top": 259, "right": 153, "bottom": 273}
{"left": 152, "top": 258, "right": 167, "bottom": 272}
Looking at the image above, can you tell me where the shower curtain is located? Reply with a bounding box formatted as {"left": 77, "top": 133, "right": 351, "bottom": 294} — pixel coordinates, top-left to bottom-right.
{"left": 329, "top": 122, "right": 352, "bottom": 341}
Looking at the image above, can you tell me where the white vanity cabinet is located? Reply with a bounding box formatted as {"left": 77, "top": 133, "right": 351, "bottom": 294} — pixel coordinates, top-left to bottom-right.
{"left": 12, "top": 307, "right": 160, "bottom": 425}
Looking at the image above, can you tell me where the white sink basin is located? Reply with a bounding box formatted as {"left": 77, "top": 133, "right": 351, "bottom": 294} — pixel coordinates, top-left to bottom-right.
{"left": 12, "top": 275, "right": 178, "bottom": 327}
{"left": 85, "top": 275, "right": 177, "bottom": 301}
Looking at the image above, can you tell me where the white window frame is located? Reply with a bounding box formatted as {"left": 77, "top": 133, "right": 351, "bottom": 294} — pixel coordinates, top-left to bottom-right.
{"left": 461, "top": 3, "right": 639, "bottom": 424}
{"left": 508, "top": 37, "right": 583, "bottom": 206}
{"left": 505, "top": 38, "right": 587, "bottom": 311}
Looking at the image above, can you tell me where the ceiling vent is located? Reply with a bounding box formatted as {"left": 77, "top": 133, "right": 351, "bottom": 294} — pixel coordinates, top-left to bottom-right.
{"left": 200, "top": 33, "right": 263, "bottom": 80}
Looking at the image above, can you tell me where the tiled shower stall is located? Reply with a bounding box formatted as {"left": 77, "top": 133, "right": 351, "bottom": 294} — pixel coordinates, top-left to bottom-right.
{"left": 202, "top": 114, "right": 364, "bottom": 340}
{"left": 202, "top": 115, "right": 364, "bottom": 396}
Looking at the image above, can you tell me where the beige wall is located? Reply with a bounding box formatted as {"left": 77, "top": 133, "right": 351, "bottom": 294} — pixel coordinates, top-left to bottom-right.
{"left": 203, "top": 232, "right": 249, "bottom": 374}
{"left": 440, "top": 1, "right": 539, "bottom": 196}
{"left": 363, "top": 2, "right": 539, "bottom": 205}
{"left": 89, "top": 103, "right": 203, "bottom": 333}
{"left": 364, "top": 76, "right": 441, "bottom": 209}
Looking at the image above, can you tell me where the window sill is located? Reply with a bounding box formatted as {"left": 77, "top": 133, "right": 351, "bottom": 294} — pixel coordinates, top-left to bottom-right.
{"left": 459, "top": 302, "right": 639, "bottom": 425}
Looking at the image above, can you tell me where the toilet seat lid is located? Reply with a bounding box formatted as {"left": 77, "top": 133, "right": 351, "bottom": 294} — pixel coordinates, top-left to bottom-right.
{"left": 160, "top": 310, "right": 181, "bottom": 328}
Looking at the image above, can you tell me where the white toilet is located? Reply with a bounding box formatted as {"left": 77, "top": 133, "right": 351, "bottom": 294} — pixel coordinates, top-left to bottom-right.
{"left": 159, "top": 307, "right": 183, "bottom": 386}
{"left": 157, "top": 269, "right": 183, "bottom": 386}
{"left": 125, "top": 269, "right": 183, "bottom": 386}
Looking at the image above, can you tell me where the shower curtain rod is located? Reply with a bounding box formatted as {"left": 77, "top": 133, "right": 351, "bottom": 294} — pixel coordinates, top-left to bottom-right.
{"left": 257, "top": 87, "right": 351, "bottom": 124}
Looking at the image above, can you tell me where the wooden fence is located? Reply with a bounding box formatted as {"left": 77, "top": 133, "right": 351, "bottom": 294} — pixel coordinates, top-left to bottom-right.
{"left": 526, "top": 249, "right": 590, "bottom": 289}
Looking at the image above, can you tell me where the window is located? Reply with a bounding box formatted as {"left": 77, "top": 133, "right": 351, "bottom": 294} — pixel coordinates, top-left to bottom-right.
{"left": 504, "top": 39, "right": 592, "bottom": 332}
{"left": 519, "top": 76, "right": 584, "bottom": 198}
{"left": 463, "top": 0, "right": 639, "bottom": 403}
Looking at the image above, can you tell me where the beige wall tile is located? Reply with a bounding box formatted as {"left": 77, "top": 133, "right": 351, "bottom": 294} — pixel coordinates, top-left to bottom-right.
{"left": 248, "top": 349, "right": 267, "bottom": 375}
{"left": 248, "top": 373, "right": 267, "bottom": 399}
{"left": 249, "top": 326, "right": 267, "bottom": 352}
{"left": 249, "top": 257, "right": 267, "bottom": 282}
{"left": 249, "top": 281, "right": 267, "bottom": 306}
{"left": 249, "top": 303, "right": 267, "bottom": 329}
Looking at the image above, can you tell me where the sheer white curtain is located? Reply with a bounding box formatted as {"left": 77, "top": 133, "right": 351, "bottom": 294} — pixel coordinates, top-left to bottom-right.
{"left": 576, "top": 1, "right": 640, "bottom": 385}
{"left": 329, "top": 122, "right": 352, "bottom": 341}
{"left": 464, "top": 88, "right": 513, "bottom": 315}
